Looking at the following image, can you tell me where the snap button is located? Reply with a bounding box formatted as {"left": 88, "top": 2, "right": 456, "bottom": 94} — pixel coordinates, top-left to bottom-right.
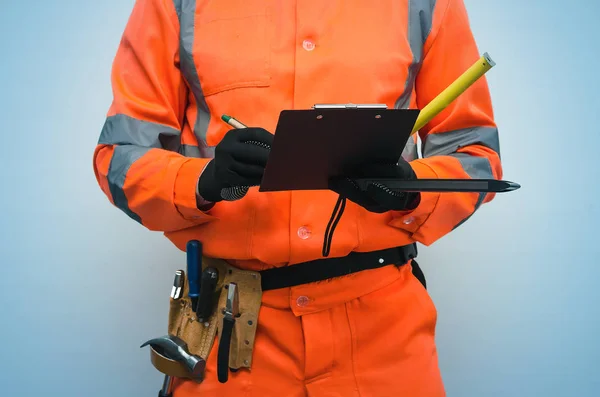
{"left": 296, "top": 296, "right": 310, "bottom": 307}
{"left": 403, "top": 216, "right": 415, "bottom": 225}
{"left": 297, "top": 226, "right": 311, "bottom": 240}
{"left": 302, "top": 39, "right": 315, "bottom": 51}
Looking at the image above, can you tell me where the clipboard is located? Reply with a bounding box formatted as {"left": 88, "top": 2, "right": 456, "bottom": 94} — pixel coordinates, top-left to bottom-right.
{"left": 258, "top": 104, "right": 520, "bottom": 194}
{"left": 259, "top": 106, "right": 419, "bottom": 192}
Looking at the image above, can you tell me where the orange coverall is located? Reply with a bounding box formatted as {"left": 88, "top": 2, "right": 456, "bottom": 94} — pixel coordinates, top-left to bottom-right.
{"left": 93, "top": 0, "right": 502, "bottom": 396}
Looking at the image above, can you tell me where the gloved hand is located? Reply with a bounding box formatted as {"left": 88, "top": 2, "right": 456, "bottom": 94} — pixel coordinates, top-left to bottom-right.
{"left": 198, "top": 127, "right": 273, "bottom": 203}
{"left": 329, "top": 160, "right": 421, "bottom": 213}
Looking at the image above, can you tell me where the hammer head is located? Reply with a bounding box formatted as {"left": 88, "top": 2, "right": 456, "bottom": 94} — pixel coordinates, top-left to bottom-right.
{"left": 141, "top": 335, "right": 206, "bottom": 380}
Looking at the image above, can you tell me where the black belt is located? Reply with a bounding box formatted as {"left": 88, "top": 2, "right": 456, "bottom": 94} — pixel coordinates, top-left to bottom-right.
{"left": 259, "top": 244, "right": 419, "bottom": 291}
{"left": 219, "top": 244, "right": 422, "bottom": 383}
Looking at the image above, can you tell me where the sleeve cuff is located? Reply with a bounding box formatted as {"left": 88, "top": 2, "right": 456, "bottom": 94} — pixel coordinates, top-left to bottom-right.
{"left": 388, "top": 159, "right": 441, "bottom": 234}
{"left": 174, "top": 158, "right": 214, "bottom": 221}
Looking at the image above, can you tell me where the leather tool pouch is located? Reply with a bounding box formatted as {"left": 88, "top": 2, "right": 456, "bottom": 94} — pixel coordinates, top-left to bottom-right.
{"left": 148, "top": 256, "right": 262, "bottom": 382}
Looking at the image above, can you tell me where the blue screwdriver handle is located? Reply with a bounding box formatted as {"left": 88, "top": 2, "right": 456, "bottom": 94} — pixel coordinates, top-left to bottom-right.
{"left": 186, "top": 240, "right": 202, "bottom": 312}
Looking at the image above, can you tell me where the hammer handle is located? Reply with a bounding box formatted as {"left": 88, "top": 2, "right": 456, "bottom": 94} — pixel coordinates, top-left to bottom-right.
{"left": 158, "top": 374, "right": 173, "bottom": 397}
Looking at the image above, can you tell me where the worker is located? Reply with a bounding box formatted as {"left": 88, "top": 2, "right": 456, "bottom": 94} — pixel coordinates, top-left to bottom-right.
{"left": 93, "top": 0, "right": 501, "bottom": 396}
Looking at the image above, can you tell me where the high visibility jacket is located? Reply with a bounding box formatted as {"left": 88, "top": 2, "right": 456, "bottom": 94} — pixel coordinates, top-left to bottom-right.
{"left": 93, "top": 0, "right": 502, "bottom": 267}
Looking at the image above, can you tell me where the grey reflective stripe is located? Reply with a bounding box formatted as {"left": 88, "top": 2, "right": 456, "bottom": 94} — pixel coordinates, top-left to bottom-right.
{"left": 401, "top": 136, "right": 419, "bottom": 162}
{"left": 449, "top": 152, "right": 495, "bottom": 180}
{"left": 99, "top": 114, "right": 181, "bottom": 150}
{"left": 395, "top": 0, "right": 437, "bottom": 109}
{"left": 421, "top": 126, "right": 501, "bottom": 229}
{"left": 181, "top": 144, "right": 202, "bottom": 158}
{"left": 421, "top": 126, "right": 500, "bottom": 158}
{"left": 450, "top": 154, "right": 491, "bottom": 230}
{"left": 172, "top": 0, "right": 182, "bottom": 17}
{"left": 176, "top": 0, "right": 214, "bottom": 158}
{"left": 99, "top": 114, "right": 183, "bottom": 223}
{"left": 107, "top": 145, "right": 151, "bottom": 223}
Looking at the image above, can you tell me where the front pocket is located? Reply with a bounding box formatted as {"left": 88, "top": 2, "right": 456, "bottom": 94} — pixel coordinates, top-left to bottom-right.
{"left": 193, "top": 2, "right": 271, "bottom": 96}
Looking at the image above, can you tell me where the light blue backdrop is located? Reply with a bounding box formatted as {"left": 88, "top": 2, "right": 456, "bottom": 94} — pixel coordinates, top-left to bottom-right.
{"left": 1, "top": 1, "right": 598, "bottom": 396}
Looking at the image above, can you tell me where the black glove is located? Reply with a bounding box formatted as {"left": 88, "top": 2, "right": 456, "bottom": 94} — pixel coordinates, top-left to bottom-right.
{"left": 198, "top": 127, "right": 273, "bottom": 203}
{"left": 329, "top": 160, "right": 420, "bottom": 213}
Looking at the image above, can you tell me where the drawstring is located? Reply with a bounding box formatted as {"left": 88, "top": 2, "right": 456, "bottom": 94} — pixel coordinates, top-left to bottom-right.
{"left": 322, "top": 195, "right": 347, "bottom": 257}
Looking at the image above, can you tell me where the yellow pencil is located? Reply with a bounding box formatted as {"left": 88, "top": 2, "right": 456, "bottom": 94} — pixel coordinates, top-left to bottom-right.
{"left": 411, "top": 52, "right": 496, "bottom": 134}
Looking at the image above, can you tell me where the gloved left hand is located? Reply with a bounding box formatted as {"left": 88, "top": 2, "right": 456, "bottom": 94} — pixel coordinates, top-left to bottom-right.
{"left": 329, "top": 160, "right": 421, "bottom": 214}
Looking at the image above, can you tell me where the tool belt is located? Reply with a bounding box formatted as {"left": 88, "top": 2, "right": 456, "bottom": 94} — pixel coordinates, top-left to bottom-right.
{"left": 147, "top": 244, "right": 418, "bottom": 384}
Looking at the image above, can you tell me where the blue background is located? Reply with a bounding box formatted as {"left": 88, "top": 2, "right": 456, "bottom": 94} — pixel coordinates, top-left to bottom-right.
{"left": 1, "top": 1, "right": 598, "bottom": 396}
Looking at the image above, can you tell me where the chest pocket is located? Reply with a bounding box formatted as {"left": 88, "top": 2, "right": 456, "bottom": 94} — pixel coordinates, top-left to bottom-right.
{"left": 192, "top": 0, "right": 271, "bottom": 96}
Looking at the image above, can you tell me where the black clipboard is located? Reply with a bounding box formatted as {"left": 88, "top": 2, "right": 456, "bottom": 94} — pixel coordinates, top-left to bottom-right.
{"left": 258, "top": 106, "right": 520, "bottom": 194}
{"left": 259, "top": 107, "right": 419, "bottom": 192}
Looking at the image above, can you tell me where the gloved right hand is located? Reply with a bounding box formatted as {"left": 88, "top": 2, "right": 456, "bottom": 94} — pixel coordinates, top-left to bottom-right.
{"left": 197, "top": 127, "right": 274, "bottom": 203}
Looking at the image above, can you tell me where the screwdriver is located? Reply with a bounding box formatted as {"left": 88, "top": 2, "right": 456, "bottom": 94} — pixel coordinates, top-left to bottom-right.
{"left": 186, "top": 240, "right": 203, "bottom": 312}
{"left": 196, "top": 267, "right": 219, "bottom": 323}
{"left": 170, "top": 270, "right": 184, "bottom": 300}
{"left": 159, "top": 269, "right": 185, "bottom": 397}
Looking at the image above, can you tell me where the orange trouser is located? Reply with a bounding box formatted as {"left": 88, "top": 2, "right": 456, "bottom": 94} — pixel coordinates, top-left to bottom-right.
{"left": 172, "top": 263, "right": 445, "bottom": 397}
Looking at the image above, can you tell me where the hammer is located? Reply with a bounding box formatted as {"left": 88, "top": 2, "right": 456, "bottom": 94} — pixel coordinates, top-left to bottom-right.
{"left": 141, "top": 335, "right": 206, "bottom": 381}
